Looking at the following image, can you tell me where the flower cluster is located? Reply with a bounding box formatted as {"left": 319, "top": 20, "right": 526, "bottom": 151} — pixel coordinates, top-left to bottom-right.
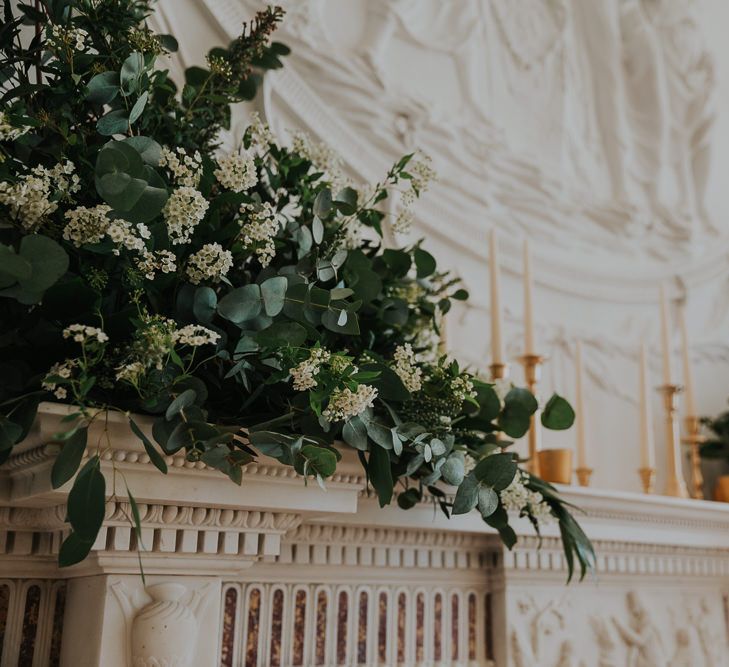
{"left": 214, "top": 152, "right": 257, "bottom": 192}
{"left": 404, "top": 153, "right": 436, "bottom": 201}
{"left": 248, "top": 112, "right": 275, "bottom": 153}
{"left": 392, "top": 208, "right": 414, "bottom": 235}
{"left": 127, "top": 28, "right": 163, "bottom": 55}
{"left": 239, "top": 202, "right": 280, "bottom": 266}
{"left": 107, "top": 220, "right": 150, "bottom": 255}
{"left": 49, "top": 25, "right": 90, "bottom": 52}
{"left": 115, "top": 360, "right": 146, "bottom": 385}
{"left": 451, "top": 375, "right": 476, "bottom": 402}
{"left": 206, "top": 54, "right": 233, "bottom": 81}
{"left": 0, "top": 111, "right": 31, "bottom": 142}
{"left": 173, "top": 324, "right": 220, "bottom": 347}
{"left": 163, "top": 186, "right": 209, "bottom": 244}
{"left": 62, "top": 204, "right": 112, "bottom": 247}
{"left": 290, "top": 348, "right": 331, "bottom": 391}
{"left": 185, "top": 243, "right": 233, "bottom": 284}
{"left": 322, "top": 384, "right": 378, "bottom": 422}
{"left": 500, "top": 472, "right": 554, "bottom": 523}
{"left": 0, "top": 161, "right": 80, "bottom": 231}
{"left": 63, "top": 324, "right": 108, "bottom": 345}
{"left": 42, "top": 359, "right": 78, "bottom": 400}
{"left": 392, "top": 344, "right": 423, "bottom": 393}
{"left": 135, "top": 250, "right": 177, "bottom": 280}
{"left": 290, "top": 130, "right": 347, "bottom": 189}
{"left": 159, "top": 147, "right": 203, "bottom": 187}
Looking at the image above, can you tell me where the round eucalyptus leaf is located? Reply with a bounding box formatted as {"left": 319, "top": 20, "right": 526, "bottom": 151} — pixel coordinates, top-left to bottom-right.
{"left": 477, "top": 486, "right": 499, "bottom": 518}
{"left": 441, "top": 453, "right": 466, "bottom": 486}
{"left": 85, "top": 71, "right": 120, "bottom": 104}
{"left": 541, "top": 394, "right": 576, "bottom": 430}
{"left": 97, "top": 109, "right": 129, "bottom": 136}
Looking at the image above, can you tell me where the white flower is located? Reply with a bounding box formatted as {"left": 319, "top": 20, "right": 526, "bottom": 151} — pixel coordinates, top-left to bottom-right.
{"left": 499, "top": 474, "right": 530, "bottom": 513}
{"left": 340, "top": 220, "right": 364, "bottom": 250}
{"left": 0, "top": 111, "right": 31, "bottom": 141}
{"left": 163, "top": 187, "right": 209, "bottom": 245}
{"left": 63, "top": 324, "right": 108, "bottom": 345}
{"left": 290, "top": 348, "right": 331, "bottom": 391}
{"left": 0, "top": 161, "right": 79, "bottom": 231}
{"left": 290, "top": 130, "right": 348, "bottom": 189}
{"left": 115, "top": 361, "right": 146, "bottom": 384}
{"left": 392, "top": 343, "right": 422, "bottom": 393}
{"left": 499, "top": 472, "right": 554, "bottom": 524}
{"left": 451, "top": 375, "right": 476, "bottom": 402}
{"left": 248, "top": 112, "right": 274, "bottom": 153}
{"left": 159, "top": 147, "right": 203, "bottom": 187}
{"left": 133, "top": 314, "right": 177, "bottom": 370}
{"left": 239, "top": 201, "right": 280, "bottom": 267}
{"left": 42, "top": 358, "right": 78, "bottom": 398}
{"left": 62, "top": 204, "right": 112, "bottom": 247}
{"left": 50, "top": 25, "right": 89, "bottom": 52}
{"left": 463, "top": 454, "right": 477, "bottom": 476}
{"left": 173, "top": 324, "right": 220, "bottom": 347}
{"left": 135, "top": 250, "right": 177, "bottom": 280}
{"left": 392, "top": 208, "right": 414, "bottom": 235}
{"left": 410, "top": 153, "right": 436, "bottom": 193}
{"left": 323, "top": 384, "right": 378, "bottom": 422}
{"left": 106, "top": 220, "right": 150, "bottom": 255}
{"left": 214, "top": 152, "right": 257, "bottom": 192}
{"left": 185, "top": 243, "right": 233, "bottom": 285}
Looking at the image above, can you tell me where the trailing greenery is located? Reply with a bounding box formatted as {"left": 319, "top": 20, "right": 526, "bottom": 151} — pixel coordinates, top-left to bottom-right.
{"left": 0, "top": 0, "right": 594, "bottom": 580}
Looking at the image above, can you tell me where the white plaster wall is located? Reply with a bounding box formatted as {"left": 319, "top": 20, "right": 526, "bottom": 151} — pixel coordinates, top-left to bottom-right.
{"left": 152, "top": 0, "right": 729, "bottom": 494}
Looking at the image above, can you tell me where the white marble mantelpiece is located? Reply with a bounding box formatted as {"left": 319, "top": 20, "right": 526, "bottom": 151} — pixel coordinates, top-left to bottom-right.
{"left": 1, "top": 406, "right": 729, "bottom": 666}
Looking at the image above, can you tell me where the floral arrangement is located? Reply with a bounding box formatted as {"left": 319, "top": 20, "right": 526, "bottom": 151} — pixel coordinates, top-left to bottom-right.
{"left": 0, "top": 0, "right": 594, "bottom": 579}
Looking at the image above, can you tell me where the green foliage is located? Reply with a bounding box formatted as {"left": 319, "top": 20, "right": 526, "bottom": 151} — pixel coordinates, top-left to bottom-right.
{"left": 0, "top": 0, "right": 593, "bottom": 580}
{"left": 700, "top": 409, "right": 729, "bottom": 464}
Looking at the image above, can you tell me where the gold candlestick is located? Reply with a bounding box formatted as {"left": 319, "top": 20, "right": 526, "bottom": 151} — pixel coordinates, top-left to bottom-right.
{"left": 659, "top": 384, "right": 688, "bottom": 498}
{"left": 638, "top": 467, "right": 656, "bottom": 494}
{"left": 682, "top": 415, "right": 705, "bottom": 500}
{"left": 489, "top": 362, "right": 509, "bottom": 381}
{"left": 575, "top": 467, "right": 593, "bottom": 487}
{"left": 519, "top": 354, "right": 545, "bottom": 476}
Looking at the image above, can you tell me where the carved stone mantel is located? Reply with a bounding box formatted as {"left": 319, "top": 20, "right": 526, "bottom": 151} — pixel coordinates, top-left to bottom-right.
{"left": 1, "top": 404, "right": 729, "bottom": 666}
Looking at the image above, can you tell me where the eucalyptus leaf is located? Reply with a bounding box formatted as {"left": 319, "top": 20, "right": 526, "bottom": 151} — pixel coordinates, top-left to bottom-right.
{"left": 542, "top": 394, "right": 576, "bottom": 430}
{"left": 473, "top": 453, "right": 517, "bottom": 491}
{"left": 368, "top": 445, "right": 393, "bottom": 507}
{"left": 129, "top": 91, "right": 148, "bottom": 124}
{"left": 86, "top": 71, "right": 120, "bottom": 104}
{"left": 260, "top": 276, "right": 287, "bottom": 317}
{"left": 342, "top": 416, "right": 368, "bottom": 450}
{"left": 477, "top": 486, "right": 499, "bottom": 518}
{"left": 67, "top": 457, "right": 105, "bottom": 541}
{"left": 97, "top": 109, "right": 129, "bottom": 136}
{"left": 51, "top": 427, "right": 88, "bottom": 489}
{"left": 452, "top": 473, "right": 480, "bottom": 515}
{"left": 218, "top": 284, "right": 262, "bottom": 323}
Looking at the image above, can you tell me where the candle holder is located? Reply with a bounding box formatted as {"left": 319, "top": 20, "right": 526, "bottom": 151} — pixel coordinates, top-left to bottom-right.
{"left": 518, "top": 354, "right": 545, "bottom": 476}
{"left": 489, "top": 362, "right": 509, "bottom": 381}
{"left": 637, "top": 467, "right": 656, "bottom": 494}
{"left": 659, "top": 384, "right": 688, "bottom": 498}
{"left": 575, "top": 467, "right": 593, "bottom": 487}
{"left": 682, "top": 415, "right": 705, "bottom": 500}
